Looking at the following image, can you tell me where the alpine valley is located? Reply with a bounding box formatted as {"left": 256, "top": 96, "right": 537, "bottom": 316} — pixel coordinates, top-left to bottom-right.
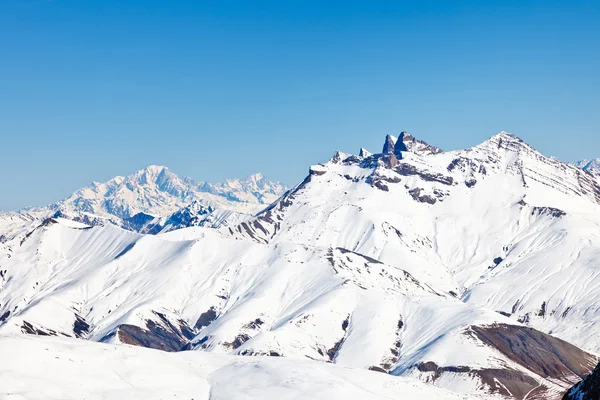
{"left": 1, "top": 131, "right": 600, "bottom": 400}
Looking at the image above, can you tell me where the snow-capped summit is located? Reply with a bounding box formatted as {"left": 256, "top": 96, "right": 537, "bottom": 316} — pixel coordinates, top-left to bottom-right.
{"left": 358, "top": 148, "right": 371, "bottom": 157}
{"left": 474, "top": 131, "right": 535, "bottom": 152}
{"left": 39, "top": 165, "right": 198, "bottom": 221}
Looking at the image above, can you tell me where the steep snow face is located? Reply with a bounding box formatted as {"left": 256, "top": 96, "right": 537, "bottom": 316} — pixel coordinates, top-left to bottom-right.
{"left": 572, "top": 158, "right": 600, "bottom": 173}
{"left": 23, "top": 166, "right": 286, "bottom": 232}
{"left": 0, "top": 334, "right": 478, "bottom": 400}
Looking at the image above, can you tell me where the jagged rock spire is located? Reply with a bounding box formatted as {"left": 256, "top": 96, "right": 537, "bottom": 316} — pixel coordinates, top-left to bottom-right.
{"left": 394, "top": 131, "right": 411, "bottom": 157}
{"left": 359, "top": 148, "right": 372, "bottom": 157}
{"left": 379, "top": 131, "right": 442, "bottom": 157}
{"left": 382, "top": 135, "right": 397, "bottom": 154}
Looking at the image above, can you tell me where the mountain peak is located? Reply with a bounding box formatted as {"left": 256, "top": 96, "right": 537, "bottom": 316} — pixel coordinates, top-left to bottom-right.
{"left": 382, "top": 134, "right": 397, "bottom": 154}
{"left": 477, "top": 131, "right": 534, "bottom": 153}
{"left": 381, "top": 131, "right": 442, "bottom": 157}
{"left": 491, "top": 131, "right": 519, "bottom": 141}
{"left": 142, "top": 165, "right": 169, "bottom": 173}
{"left": 247, "top": 173, "right": 265, "bottom": 182}
{"left": 359, "top": 148, "right": 372, "bottom": 157}
{"left": 138, "top": 164, "right": 171, "bottom": 178}
{"left": 393, "top": 131, "right": 410, "bottom": 156}
{"left": 131, "top": 165, "right": 182, "bottom": 190}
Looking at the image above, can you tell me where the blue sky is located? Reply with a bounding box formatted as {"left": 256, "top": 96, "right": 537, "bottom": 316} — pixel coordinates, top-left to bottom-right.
{"left": 1, "top": 0, "right": 599, "bottom": 210}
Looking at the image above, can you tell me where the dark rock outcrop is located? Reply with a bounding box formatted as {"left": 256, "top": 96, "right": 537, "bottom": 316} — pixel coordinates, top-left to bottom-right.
{"left": 393, "top": 132, "right": 409, "bottom": 157}
{"left": 470, "top": 324, "right": 597, "bottom": 383}
{"left": 395, "top": 131, "right": 443, "bottom": 156}
{"left": 563, "top": 362, "right": 600, "bottom": 400}
{"left": 194, "top": 307, "right": 218, "bottom": 330}
{"left": 400, "top": 323, "right": 599, "bottom": 399}
{"left": 107, "top": 313, "right": 196, "bottom": 352}
{"left": 414, "top": 361, "right": 543, "bottom": 399}
{"left": 123, "top": 212, "right": 159, "bottom": 233}
{"left": 382, "top": 134, "right": 397, "bottom": 154}
{"left": 73, "top": 314, "right": 90, "bottom": 338}
{"left": 395, "top": 164, "right": 454, "bottom": 185}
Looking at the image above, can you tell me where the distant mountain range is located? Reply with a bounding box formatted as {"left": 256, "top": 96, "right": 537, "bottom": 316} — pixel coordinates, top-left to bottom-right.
{"left": 572, "top": 158, "right": 600, "bottom": 173}
{"left": 3, "top": 149, "right": 597, "bottom": 237}
{"left": 17, "top": 166, "right": 288, "bottom": 234}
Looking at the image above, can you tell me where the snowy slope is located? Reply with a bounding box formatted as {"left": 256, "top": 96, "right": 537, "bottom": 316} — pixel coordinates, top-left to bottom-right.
{"left": 0, "top": 212, "right": 36, "bottom": 244}
{"left": 0, "top": 216, "right": 596, "bottom": 399}
{"left": 0, "top": 334, "right": 478, "bottom": 400}
{"left": 22, "top": 166, "right": 286, "bottom": 233}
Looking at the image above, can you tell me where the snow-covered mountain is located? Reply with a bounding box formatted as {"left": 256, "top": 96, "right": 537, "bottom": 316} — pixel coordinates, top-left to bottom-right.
{"left": 572, "top": 158, "right": 600, "bottom": 173}
{"left": 23, "top": 166, "right": 287, "bottom": 233}
{"left": 2, "top": 131, "right": 600, "bottom": 399}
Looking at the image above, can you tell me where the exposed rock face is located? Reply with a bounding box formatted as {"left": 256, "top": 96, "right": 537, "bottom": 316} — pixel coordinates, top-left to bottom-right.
{"left": 470, "top": 324, "right": 597, "bottom": 380}
{"left": 123, "top": 212, "right": 160, "bottom": 233}
{"left": 393, "top": 132, "right": 410, "bottom": 156}
{"left": 359, "top": 148, "right": 372, "bottom": 157}
{"left": 160, "top": 201, "right": 213, "bottom": 230}
{"left": 563, "top": 362, "right": 600, "bottom": 400}
{"left": 415, "top": 361, "right": 540, "bottom": 399}
{"left": 395, "top": 131, "right": 443, "bottom": 156}
{"left": 104, "top": 312, "right": 196, "bottom": 352}
{"left": 382, "top": 134, "right": 397, "bottom": 154}
{"left": 405, "top": 323, "right": 598, "bottom": 399}
{"left": 469, "top": 324, "right": 598, "bottom": 397}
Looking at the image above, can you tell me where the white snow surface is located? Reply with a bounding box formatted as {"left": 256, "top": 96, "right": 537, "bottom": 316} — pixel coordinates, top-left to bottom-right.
{"left": 0, "top": 334, "right": 477, "bottom": 400}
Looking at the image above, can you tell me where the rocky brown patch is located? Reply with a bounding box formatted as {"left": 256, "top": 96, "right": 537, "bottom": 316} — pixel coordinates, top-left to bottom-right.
{"left": 469, "top": 324, "right": 597, "bottom": 382}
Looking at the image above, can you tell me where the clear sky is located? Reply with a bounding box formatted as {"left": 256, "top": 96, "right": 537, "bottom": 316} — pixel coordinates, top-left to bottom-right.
{"left": 1, "top": 0, "right": 599, "bottom": 210}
